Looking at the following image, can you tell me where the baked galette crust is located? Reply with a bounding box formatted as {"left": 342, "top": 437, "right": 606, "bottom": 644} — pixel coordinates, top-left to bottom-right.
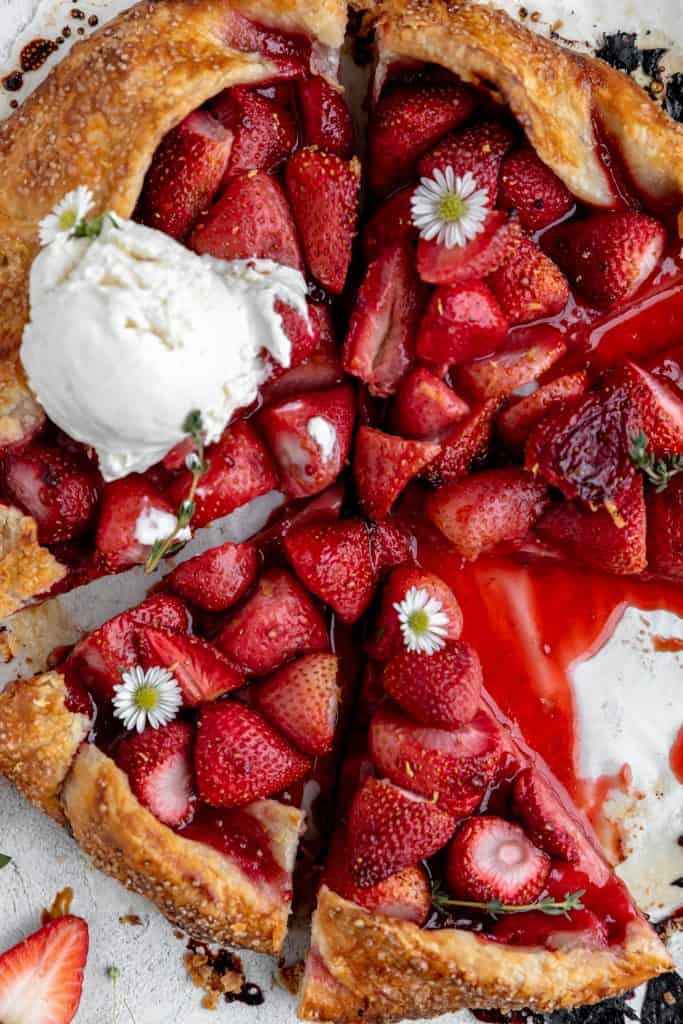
{"left": 0, "top": 507, "right": 66, "bottom": 622}
{"left": 298, "top": 887, "right": 673, "bottom": 1021}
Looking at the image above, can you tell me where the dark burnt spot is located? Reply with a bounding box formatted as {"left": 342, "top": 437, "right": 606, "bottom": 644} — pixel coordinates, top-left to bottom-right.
{"left": 596, "top": 32, "right": 641, "bottom": 74}
{"left": 642, "top": 48, "right": 667, "bottom": 79}
{"left": 2, "top": 71, "right": 23, "bottom": 92}
{"left": 664, "top": 73, "right": 683, "bottom": 123}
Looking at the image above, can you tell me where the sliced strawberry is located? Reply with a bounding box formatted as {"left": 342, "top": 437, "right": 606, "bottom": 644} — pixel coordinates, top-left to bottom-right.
{"left": 265, "top": 302, "right": 321, "bottom": 380}
{"left": 497, "top": 371, "right": 588, "bottom": 450}
{"left": 417, "top": 121, "right": 517, "bottom": 205}
{"left": 542, "top": 211, "right": 666, "bottom": 309}
{"left": 488, "top": 232, "right": 569, "bottom": 325}
{"left": 285, "top": 148, "right": 360, "bottom": 294}
{"left": 646, "top": 476, "right": 683, "bottom": 581}
{"left": 382, "top": 642, "right": 482, "bottom": 729}
{"left": 260, "top": 305, "right": 343, "bottom": 405}
{"left": 354, "top": 426, "right": 440, "bottom": 521}
{"left": 421, "top": 399, "right": 498, "bottom": 487}
{"left": 365, "top": 565, "right": 463, "bottom": 661}
{"left": 208, "top": 86, "right": 297, "bottom": 177}
{"left": 417, "top": 281, "right": 509, "bottom": 370}
{"left": 217, "top": 568, "right": 328, "bottom": 675}
{"left": 425, "top": 467, "right": 549, "bottom": 561}
{"left": 283, "top": 519, "right": 375, "bottom": 623}
{"left": 321, "top": 831, "right": 431, "bottom": 925}
{"left": 94, "top": 475, "right": 177, "bottom": 572}
{"left": 297, "top": 78, "right": 354, "bottom": 157}
{"left": 535, "top": 474, "right": 647, "bottom": 575}
{"left": 115, "top": 720, "right": 196, "bottom": 827}
{"left": 64, "top": 594, "right": 189, "bottom": 701}
{"left": 368, "top": 82, "right": 477, "bottom": 194}
{"left": 416, "top": 211, "right": 515, "bottom": 286}
{"left": 164, "top": 541, "right": 258, "bottom": 612}
{"left": 367, "top": 520, "right": 416, "bottom": 576}
{"left": 454, "top": 326, "right": 566, "bottom": 402}
{"left": 498, "top": 146, "right": 574, "bottom": 231}
{"left": 369, "top": 705, "right": 501, "bottom": 816}
{"left": 362, "top": 188, "right": 417, "bottom": 263}
{"left": 4, "top": 443, "right": 100, "bottom": 545}
{"left": 256, "top": 384, "right": 355, "bottom": 499}
{"left": 138, "top": 110, "right": 232, "bottom": 239}
{"left": 137, "top": 627, "right": 243, "bottom": 705}
{"left": 388, "top": 367, "right": 470, "bottom": 439}
{"left": 256, "top": 652, "right": 340, "bottom": 755}
{"left": 348, "top": 777, "right": 456, "bottom": 887}
{"left": 0, "top": 915, "right": 88, "bottom": 1024}
{"left": 189, "top": 171, "right": 303, "bottom": 269}
{"left": 493, "top": 908, "right": 608, "bottom": 951}
{"left": 446, "top": 815, "right": 550, "bottom": 904}
{"left": 194, "top": 702, "right": 311, "bottom": 807}
{"left": 607, "top": 359, "right": 683, "bottom": 458}
{"left": 167, "top": 420, "right": 277, "bottom": 527}
{"left": 343, "top": 243, "right": 427, "bottom": 397}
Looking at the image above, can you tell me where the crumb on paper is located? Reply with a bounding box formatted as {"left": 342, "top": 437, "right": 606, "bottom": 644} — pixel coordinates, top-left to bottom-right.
{"left": 119, "top": 913, "right": 144, "bottom": 926}
{"left": 41, "top": 885, "right": 74, "bottom": 924}
{"left": 184, "top": 946, "right": 244, "bottom": 1011}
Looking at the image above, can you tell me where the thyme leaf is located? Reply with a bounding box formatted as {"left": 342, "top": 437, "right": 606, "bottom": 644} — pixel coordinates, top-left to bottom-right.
{"left": 0, "top": 854, "right": 11, "bottom": 869}
{"left": 431, "top": 881, "right": 585, "bottom": 922}
{"left": 630, "top": 431, "right": 683, "bottom": 492}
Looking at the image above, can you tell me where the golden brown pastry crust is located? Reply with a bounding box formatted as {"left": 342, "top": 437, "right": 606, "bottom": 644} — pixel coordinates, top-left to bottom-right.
{"left": 61, "top": 744, "right": 304, "bottom": 954}
{"left": 357, "top": 0, "right": 683, "bottom": 213}
{"left": 0, "top": 671, "right": 90, "bottom": 822}
{"left": 0, "top": 505, "right": 66, "bottom": 621}
{"left": 298, "top": 888, "right": 672, "bottom": 1021}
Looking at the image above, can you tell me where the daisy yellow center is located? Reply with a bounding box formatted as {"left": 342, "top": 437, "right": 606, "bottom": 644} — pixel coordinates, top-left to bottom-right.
{"left": 437, "top": 193, "right": 465, "bottom": 223}
{"left": 134, "top": 686, "right": 161, "bottom": 712}
{"left": 408, "top": 608, "right": 431, "bottom": 635}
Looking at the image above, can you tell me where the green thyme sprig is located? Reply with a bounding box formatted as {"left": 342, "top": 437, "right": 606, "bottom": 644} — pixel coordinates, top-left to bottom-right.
{"left": 145, "top": 410, "right": 209, "bottom": 575}
{"left": 431, "top": 881, "right": 585, "bottom": 921}
{"left": 0, "top": 854, "right": 12, "bottom": 869}
{"left": 71, "top": 213, "right": 119, "bottom": 239}
{"left": 629, "top": 431, "right": 683, "bottom": 492}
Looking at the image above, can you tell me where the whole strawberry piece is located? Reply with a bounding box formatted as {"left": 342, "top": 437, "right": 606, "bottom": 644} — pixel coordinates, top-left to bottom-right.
{"left": 285, "top": 148, "right": 360, "bottom": 294}
{"left": 260, "top": 305, "right": 343, "bottom": 405}
{"left": 389, "top": 367, "right": 470, "bottom": 439}
{"left": 542, "top": 211, "right": 666, "bottom": 309}
{"left": 164, "top": 541, "right": 257, "bottom": 612}
{"left": 138, "top": 110, "right": 232, "bottom": 239}
{"left": 498, "top": 146, "right": 574, "bottom": 230}
{"left": 94, "top": 474, "right": 177, "bottom": 572}
{"left": 365, "top": 565, "right": 463, "bottom": 661}
{"left": 421, "top": 399, "right": 498, "bottom": 487}
{"left": 209, "top": 86, "right": 297, "bottom": 177}
{"left": 354, "top": 426, "right": 440, "bottom": 521}
{"left": 446, "top": 815, "right": 550, "bottom": 904}
{"left": 497, "top": 371, "right": 588, "bottom": 451}
{"left": 607, "top": 359, "right": 683, "bottom": 458}
{"left": 362, "top": 188, "right": 417, "bottom": 263}
{"left": 115, "top": 720, "right": 196, "bottom": 827}
{"left": 284, "top": 519, "right": 375, "bottom": 623}
{"left": 417, "top": 281, "right": 509, "bottom": 370}
{"left": 382, "top": 642, "right": 483, "bottom": 729}
{"left": 416, "top": 211, "right": 515, "bottom": 286}
{"left": 256, "top": 652, "right": 340, "bottom": 755}
{"left": 297, "top": 78, "right": 354, "bottom": 157}
{"left": 367, "top": 519, "right": 416, "bottom": 576}
{"left": 137, "top": 627, "right": 243, "bottom": 705}
{"left": 348, "top": 777, "right": 456, "bottom": 887}
{"left": 195, "top": 702, "right": 311, "bottom": 806}
{"left": 454, "top": 325, "right": 566, "bottom": 402}
{"left": 646, "top": 475, "right": 683, "bottom": 581}
{"left": 4, "top": 443, "right": 100, "bottom": 545}
{"left": 488, "top": 231, "right": 569, "bottom": 325}
{"left": 418, "top": 121, "right": 517, "bottom": 205}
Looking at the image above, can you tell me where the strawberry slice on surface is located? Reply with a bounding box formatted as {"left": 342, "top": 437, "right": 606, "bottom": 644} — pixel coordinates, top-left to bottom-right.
{"left": 365, "top": 565, "right": 463, "bottom": 661}
{"left": 217, "top": 568, "right": 329, "bottom": 676}
{"left": 417, "top": 281, "right": 509, "bottom": 370}
{"left": 367, "top": 519, "right": 416, "bottom": 576}
{"left": 417, "top": 120, "right": 517, "bottom": 205}
{"left": 382, "top": 641, "right": 483, "bottom": 729}
{"left": 0, "top": 915, "right": 89, "bottom": 1024}
{"left": 453, "top": 325, "right": 567, "bottom": 402}
{"left": 297, "top": 77, "right": 354, "bottom": 157}
{"left": 388, "top": 367, "right": 470, "bottom": 439}
{"left": 94, "top": 474, "right": 178, "bottom": 572}
{"left": 416, "top": 210, "right": 515, "bottom": 286}
{"left": 362, "top": 187, "right": 417, "bottom": 263}
{"left": 646, "top": 476, "right": 683, "bottom": 581}
{"left": 348, "top": 777, "right": 457, "bottom": 887}
{"left": 606, "top": 359, "right": 683, "bottom": 458}
{"left": 256, "top": 652, "right": 340, "bottom": 756}
{"left": 194, "top": 702, "right": 311, "bottom": 807}
{"left": 421, "top": 398, "right": 498, "bottom": 487}
{"left": 497, "top": 371, "right": 588, "bottom": 450}
{"left": 285, "top": 148, "right": 360, "bottom": 294}
{"left": 283, "top": 519, "right": 376, "bottom": 624}
{"left": 493, "top": 908, "right": 608, "bottom": 951}
{"left": 445, "top": 815, "right": 550, "bottom": 905}
{"left": 488, "top": 231, "right": 569, "bottom": 325}
{"left": 498, "top": 146, "right": 574, "bottom": 231}
{"left": 354, "top": 426, "right": 440, "bottom": 521}
{"left": 164, "top": 540, "right": 258, "bottom": 612}
{"left": 137, "top": 627, "right": 243, "bottom": 705}
{"left": 138, "top": 110, "right": 232, "bottom": 240}
{"left": 115, "top": 720, "right": 196, "bottom": 827}
{"left": 208, "top": 86, "right": 297, "bottom": 177}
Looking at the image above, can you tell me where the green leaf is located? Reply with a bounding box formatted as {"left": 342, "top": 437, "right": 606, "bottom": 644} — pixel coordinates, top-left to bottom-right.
{"left": 629, "top": 431, "right": 683, "bottom": 492}
{"left": 0, "top": 854, "right": 12, "bottom": 869}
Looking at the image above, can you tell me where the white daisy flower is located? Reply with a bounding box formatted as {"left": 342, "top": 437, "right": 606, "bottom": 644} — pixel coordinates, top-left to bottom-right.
{"left": 112, "top": 665, "right": 182, "bottom": 733}
{"left": 411, "top": 168, "right": 489, "bottom": 249}
{"left": 393, "top": 586, "right": 450, "bottom": 655}
{"left": 38, "top": 185, "right": 95, "bottom": 246}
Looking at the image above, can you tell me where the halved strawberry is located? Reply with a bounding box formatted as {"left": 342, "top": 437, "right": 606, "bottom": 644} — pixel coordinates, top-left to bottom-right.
{"left": 382, "top": 642, "right": 482, "bottom": 729}
{"left": 417, "top": 281, "right": 509, "bottom": 370}
{"left": 421, "top": 399, "right": 498, "bottom": 487}
{"left": 264, "top": 302, "right": 321, "bottom": 380}
{"left": 368, "top": 82, "right": 478, "bottom": 194}
{"left": 167, "top": 420, "right": 277, "bottom": 527}
{"left": 416, "top": 211, "right": 515, "bottom": 286}
{"left": 606, "top": 359, "right": 683, "bottom": 458}
{"left": 348, "top": 777, "right": 456, "bottom": 887}
{"left": 189, "top": 171, "right": 303, "bottom": 269}
{"left": 498, "top": 146, "right": 574, "bottom": 231}
{"left": 542, "top": 211, "right": 666, "bottom": 309}
{"left": 137, "top": 627, "right": 243, "bottom": 705}
{"left": 285, "top": 148, "right": 360, "bottom": 294}
{"left": 283, "top": 519, "right": 375, "bottom": 623}
{"left": 343, "top": 243, "right": 427, "bottom": 397}
{"left": 0, "top": 915, "right": 88, "bottom": 1024}
{"left": 454, "top": 326, "right": 567, "bottom": 402}
{"left": 388, "top": 367, "right": 470, "bottom": 439}
{"left": 497, "top": 371, "right": 588, "bottom": 450}
{"left": 535, "top": 474, "right": 647, "bottom": 575}
{"left": 488, "top": 232, "right": 569, "bottom": 325}
{"left": 217, "top": 568, "right": 328, "bottom": 675}
{"left": 297, "top": 78, "right": 354, "bottom": 157}
{"left": 115, "top": 720, "right": 196, "bottom": 827}
{"left": 646, "top": 476, "right": 683, "bottom": 581}
{"left": 138, "top": 110, "right": 232, "bottom": 239}
{"left": 260, "top": 305, "right": 343, "bottom": 405}
{"left": 445, "top": 815, "right": 550, "bottom": 905}
{"left": 64, "top": 594, "right": 189, "bottom": 701}
{"left": 256, "top": 652, "right": 340, "bottom": 755}
{"left": 354, "top": 426, "right": 440, "bottom": 521}
{"left": 256, "top": 384, "right": 354, "bottom": 499}
{"left": 369, "top": 705, "right": 501, "bottom": 816}
{"left": 493, "top": 908, "right": 608, "bottom": 951}
{"left": 367, "top": 520, "right": 416, "bottom": 576}
{"left": 425, "top": 467, "right": 549, "bottom": 561}
{"left": 194, "top": 702, "right": 311, "bottom": 807}
{"left": 4, "top": 443, "right": 101, "bottom": 545}
{"left": 94, "top": 475, "right": 177, "bottom": 572}
{"left": 321, "top": 831, "right": 431, "bottom": 925}
{"left": 365, "top": 565, "right": 463, "bottom": 661}
{"left": 417, "top": 121, "right": 517, "bottom": 205}
{"left": 164, "top": 541, "right": 258, "bottom": 612}
{"left": 362, "top": 188, "right": 417, "bottom": 263}
{"left": 208, "top": 86, "right": 297, "bottom": 177}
